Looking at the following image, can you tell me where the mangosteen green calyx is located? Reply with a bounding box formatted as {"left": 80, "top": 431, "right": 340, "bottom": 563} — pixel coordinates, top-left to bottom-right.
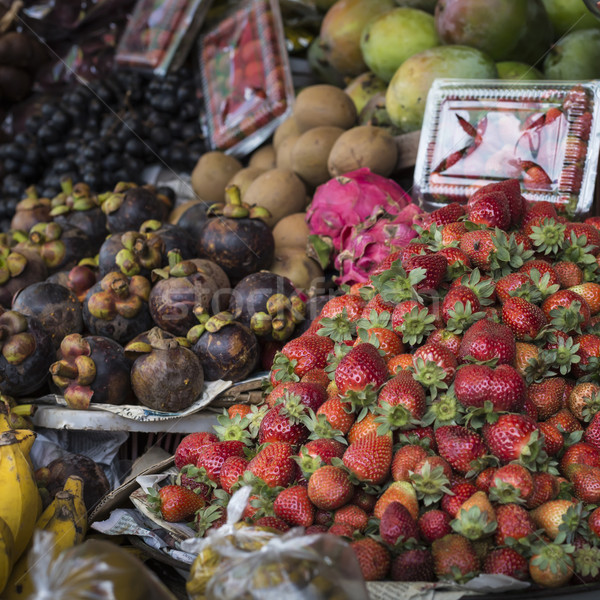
{"left": 149, "top": 250, "right": 223, "bottom": 336}
{"left": 12, "top": 281, "right": 83, "bottom": 349}
{"left": 0, "top": 247, "right": 47, "bottom": 308}
{"left": 98, "top": 230, "right": 165, "bottom": 278}
{"left": 10, "top": 186, "right": 52, "bottom": 232}
{"left": 82, "top": 271, "right": 153, "bottom": 344}
{"left": 189, "top": 311, "right": 259, "bottom": 382}
{"left": 125, "top": 327, "right": 204, "bottom": 412}
{"left": 198, "top": 185, "right": 275, "bottom": 283}
{"left": 0, "top": 308, "right": 55, "bottom": 397}
{"left": 49, "top": 333, "right": 133, "bottom": 409}
{"left": 228, "top": 271, "right": 306, "bottom": 342}
{"left": 49, "top": 178, "right": 107, "bottom": 251}
{"left": 15, "top": 221, "right": 90, "bottom": 274}
{"left": 98, "top": 182, "right": 171, "bottom": 233}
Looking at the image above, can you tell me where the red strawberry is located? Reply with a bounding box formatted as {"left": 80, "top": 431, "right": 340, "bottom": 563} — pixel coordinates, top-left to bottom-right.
{"left": 552, "top": 261, "right": 583, "bottom": 289}
{"left": 483, "top": 548, "right": 528, "bottom": 580}
{"left": 527, "top": 377, "right": 565, "bottom": 420}
{"left": 380, "top": 501, "right": 420, "bottom": 545}
{"left": 351, "top": 538, "right": 391, "bottom": 581}
{"left": 219, "top": 456, "right": 248, "bottom": 495}
{"left": 546, "top": 408, "right": 584, "bottom": 435}
{"left": 372, "top": 249, "right": 404, "bottom": 278}
{"left": 501, "top": 297, "right": 547, "bottom": 339}
{"left": 523, "top": 165, "right": 552, "bottom": 191}
{"left": 152, "top": 485, "right": 205, "bottom": 523}
{"left": 401, "top": 242, "right": 432, "bottom": 263}
{"left": 258, "top": 403, "right": 309, "bottom": 446}
{"left": 403, "top": 253, "right": 448, "bottom": 292}
{"left": 301, "top": 438, "right": 346, "bottom": 468}
{"left": 589, "top": 506, "right": 600, "bottom": 538}
{"left": 585, "top": 412, "right": 600, "bottom": 450}
{"left": 438, "top": 247, "right": 471, "bottom": 276}
{"left": 351, "top": 488, "right": 377, "bottom": 515}
{"left": 482, "top": 414, "right": 538, "bottom": 464}
{"left": 265, "top": 381, "right": 327, "bottom": 411}
{"left": 273, "top": 485, "right": 314, "bottom": 527}
{"left": 541, "top": 290, "right": 591, "bottom": 332}
{"left": 316, "top": 394, "right": 356, "bottom": 435}
{"left": 435, "top": 425, "right": 487, "bottom": 474}
{"left": 343, "top": 432, "right": 393, "bottom": 484}
{"left": 495, "top": 503, "right": 536, "bottom": 545}
{"left": 519, "top": 259, "right": 560, "bottom": 286}
{"left": 328, "top": 523, "right": 355, "bottom": 537}
{"left": 427, "top": 328, "right": 462, "bottom": 356}
{"left": 391, "top": 549, "right": 435, "bottom": 582}
{"left": 432, "top": 534, "right": 479, "bottom": 580}
{"left": 247, "top": 441, "right": 296, "bottom": 488}
{"left": 457, "top": 319, "right": 516, "bottom": 365}
{"left": 573, "top": 111, "right": 592, "bottom": 140}
{"left": 454, "top": 363, "right": 525, "bottom": 412}
{"left": 475, "top": 467, "right": 497, "bottom": 493}
{"left": 539, "top": 421, "right": 564, "bottom": 456}
{"left": 319, "top": 293, "right": 367, "bottom": 321}
{"left": 418, "top": 509, "right": 452, "bottom": 543}
{"left": 333, "top": 504, "right": 368, "bottom": 533}
{"left": 442, "top": 221, "right": 468, "bottom": 245}
{"left": 301, "top": 368, "right": 330, "bottom": 387}
{"left": 565, "top": 223, "right": 600, "bottom": 255}
{"left": 361, "top": 293, "right": 396, "bottom": 318}
{"left": 423, "top": 203, "right": 465, "bottom": 226}
{"left": 357, "top": 326, "right": 404, "bottom": 362}
{"left": 489, "top": 463, "right": 533, "bottom": 503}
{"left": 196, "top": 440, "right": 246, "bottom": 483}
{"left": 566, "top": 464, "right": 600, "bottom": 503}
{"left": 254, "top": 516, "right": 290, "bottom": 532}
{"left": 570, "top": 283, "right": 600, "bottom": 315}
{"left": 279, "top": 334, "right": 335, "bottom": 378}
{"left": 526, "top": 471, "right": 559, "bottom": 509}
{"left": 560, "top": 442, "right": 600, "bottom": 475}
{"left": 441, "top": 481, "right": 478, "bottom": 518}
{"left": 494, "top": 273, "right": 531, "bottom": 304}
{"left": 174, "top": 432, "right": 218, "bottom": 469}
{"left": 377, "top": 371, "right": 427, "bottom": 421}
{"left": 391, "top": 444, "right": 428, "bottom": 482}
{"left": 414, "top": 342, "right": 458, "bottom": 383}
{"left": 441, "top": 285, "right": 481, "bottom": 323}
{"left": 522, "top": 200, "right": 558, "bottom": 226}
{"left": 468, "top": 191, "right": 510, "bottom": 229}
{"left": 335, "top": 343, "right": 387, "bottom": 395}
{"left": 305, "top": 524, "right": 328, "bottom": 534}
{"left": 470, "top": 179, "right": 524, "bottom": 227}
{"left": 307, "top": 465, "right": 354, "bottom": 510}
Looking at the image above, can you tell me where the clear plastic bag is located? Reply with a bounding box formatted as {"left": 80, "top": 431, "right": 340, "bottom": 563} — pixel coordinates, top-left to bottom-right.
{"left": 182, "top": 487, "right": 368, "bottom": 600}
{"left": 25, "top": 530, "right": 177, "bottom": 600}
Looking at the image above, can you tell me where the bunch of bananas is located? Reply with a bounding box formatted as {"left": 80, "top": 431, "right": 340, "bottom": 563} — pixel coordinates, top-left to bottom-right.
{"left": 0, "top": 425, "right": 87, "bottom": 596}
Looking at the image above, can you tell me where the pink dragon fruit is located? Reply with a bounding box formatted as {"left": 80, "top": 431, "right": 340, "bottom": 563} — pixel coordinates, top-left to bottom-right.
{"left": 334, "top": 203, "right": 422, "bottom": 286}
{"left": 306, "top": 168, "right": 413, "bottom": 266}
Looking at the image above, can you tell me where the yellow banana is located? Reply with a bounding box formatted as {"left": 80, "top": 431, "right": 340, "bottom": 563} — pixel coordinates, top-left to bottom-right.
{"left": 0, "top": 430, "right": 42, "bottom": 562}
{"left": 0, "top": 515, "right": 15, "bottom": 595}
{"left": 62, "top": 476, "right": 88, "bottom": 535}
{"left": 3, "top": 490, "right": 87, "bottom": 599}
{"left": 0, "top": 414, "right": 11, "bottom": 433}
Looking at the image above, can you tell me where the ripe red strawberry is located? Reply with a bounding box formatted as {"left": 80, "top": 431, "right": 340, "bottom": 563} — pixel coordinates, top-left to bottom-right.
{"left": 454, "top": 363, "right": 525, "bottom": 412}
{"left": 279, "top": 334, "right": 335, "bottom": 378}
{"left": 391, "top": 549, "right": 435, "bottom": 582}
{"left": 247, "top": 441, "right": 296, "bottom": 488}
{"left": 361, "top": 293, "right": 396, "bottom": 318}
{"left": 502, "top": 296, "right": 547, "bottom": 339}
{"left": 328, "top": 522, "right": 355, "bottom": 537}
{"left": 489, "top": 463, "right": 534, "bottom": 503}
{"left": 526, "top": 377, "right": 565, "bottom": 420}
{"left": 482, "top": 414, "right": 538, "bottom": 464}
{"left": 196, "top": 440, "right": 246, "bottom": 483}
{"left": 518, "top": 259, "right": 560, "bottom": 286}
{"left": 523, "top": 165, "right": 552, "bottom": 191}
{"left": 565, "top": 464, "right": 600, "bottom": 503}
{"left": 391, "top": 444, "right": 428, "bottom": 482}
{"left": 301, "top": 438, "right": 346, "bottom": 468}
{"left": 343, "top": 432, "right": 393, "bottom": 485}
{"left": 414, "top": 342, "right": 458, "bottom": 383}
{"left": 273, "top": 485, "right": 314, "bottom": 527}
{"left": 307, "top": 465, "right": 353, "bottom": 510}
{"left": 441, "top": 285, "right": 481, "bottom": 323}
{"left": 573, "top": 334, "right": 600, "bottom": 378}
{"left": 316, "top": 394, "right": 356, "bottom": 435}
{"left": 390, "top": 299, "right": 425, "bottom": 331}
{"left": 258, "top": 403, "right": 309, "bottom": 446}
{"left": 539, "top": 421, "right": 564, "bottom": 456}
{"left": 265, "top": 381, "right": 327, "bottom": 411}
{"left": 377, "top": 371, "right": 427, "bottom": 421}
{"left": 546, "top": 408, "right": 584, "bottom": 435}
{"left": 526, "top": 471, "right": 559, "bottom": 509}
{"left": 438, "top": 247, "right": 471, "bottom": 276}
{"left": 483, "top": 548, "right": 528, "bottom": 580}
{"left": 372, "top": 249, "right": 404, "bottom": 278}
{"left": 553, "top": 261, "right": 583, "bottom": 288}
{"left": 565, "top": 223, "right": 600, "bottom": 255}
{"left": 441, "top": 481, "right": 478, "bottom": 518}
{"left": 333, "top": 504, "right": 368, "bottom": 533}
{"left": 585, "top": 412, "right": 600, "bottom": 450}
{"left": 403, "top": 253, "right": 448, "bottom": 292}
{"left": 432, "top": 534, "right": 479, "bottom": 580}
{"left": 319, "top": 293, "right": 367, "bottom": 321}
{"left": 522, "top": 200, "right": 558, "bottom": 226}
{"left": 350, "top": 538, "right": 391, "bottom": 581}
{"left": 541, "top": 289, "right": 591, "bottom": 331}
{"left": 470, "top": 179, "right": 524, "bottom": 227}
{"left": 401, "top": 242, "right": 432, "bottom": 263}
{"left": 152, "top": 485, "right": 205, "bottom": 523}
{"left": 495, "top": 503, "right": 536, "bottom": 545}
{"left": 475, "top": 467, "right": 497, "bottom": 493}
{"left": 380, "top": 501, "right": 420, "bottom": 545}
{"left": 351, "top": 488, "right": 377, "bottom": 515}
{"left": 418, "top": 509, "right": 452, "bottom": 543}
{"left": 435, "top": 425, "right": 487, "bottom": 474}
{"left": 468, "top": 191, "right": 511, "bottom": 229}
{"left": 459, "top": 229, "right": 495, "bottom": 270}
{"left": 560, "top": 442, "right": 600, "bottom": 475}
{"left": 570, "top": 283, "right": 600, "bottom": 315}
{"left": 423, "top": 202, "right": 465, "bottom": 226}
{"left": 254, "top": 516, "right": 290, "bottom": 532}
{"left": 335, "top": 343, "right": 388, "bottom": 395}
{"left": 174, "top": 432, "right": 218, "bottom": 469}
{"left": 457, "top": 319, "right": 516, "bottom": 365}
{"left": 589, "top": 506, "right": 600, "bottom": 538}
{"left": 494, "top": 272, "right": 532, "bottom": 304}
{"left": 219, "top": 456, "right": 248, "bottom": 494}
{"left": 228, "top": 404, "right": 252, "bottom": 420}
{"left": 442, "top": 221, "right": 468, "bottom": 245}
{"left": 301, "top": 368, "right": 330, "bottom": 387}
{"left": 357, "top": 327, "right": 404, "bottom": 362}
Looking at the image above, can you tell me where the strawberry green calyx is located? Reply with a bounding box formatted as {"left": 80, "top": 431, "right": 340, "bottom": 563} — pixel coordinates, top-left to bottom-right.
{"left": 374, "top": 401, "right": 420, "bottom": 435}
{"left": 450, "top": 505, "right": 497, "bottom": 541}
{"left": 412, "top": 358, "right": 448, "bottom": 399}
{"left": 556, "top": 503, "right": 590, "bottom": 545}
{"left": 376, "top": 266, "right": 425, "bottom": 304}
{"left": 529, "top": 269, "right": 560, "bottom": 301}
{"left": 294, "top": 447, "right": 323, "bottom": 476}
{"left": 177, "top": 465, "right": 216, "bottom": 490}
{"left": 397, "top": 306, "right": 436, "bottom": 346}
{"left": 517, "top": 430, "right": 551, "bottom": 471}
{"left": 409, "top": 463, "right": 452, "bottom": 506}
{"left": 464, "top": 401, "right": 500, "bottom": 430}
{"left": 279, "top": 393, "right": 307, "bottom": 424}
{"left": 529, "top": 219, "right": 566, "bottom": 255}
{"left": 324, "top": 343, "right": 352, "bottom": 380}
{"left": 318, "top": 308, "right": 357, "bottom": 343}
{"left": 458, "top": 269, "right": 495, "bottom": 306}
{"left": 549, "top": 303, "right": 584, "bottom": 335}
{"left": 341, "top": 384, "right": 380, "bottom": 421}
{"left": 523, "top": 353, "right": 554, "bottom": 384}
{"left": 213, "top": 412, "right": 252, "bottom": 445}
{"left": 301, "top": 410, "right": 347, "bottom": 444}
{"left": 194, "top": 504, "right": 225, "bottom": 536}
{"left": 488, "top": 478, "right": 526, "bottom": 505}
{"left": 246, "top": 405, "right": 268, "bottom": 438}
{"left": 422, "top": 390, "right": 465, "bottom": 428}
{"left": 490, "top": 229, "right": 534, "bottom": 277}
{"left": 445, "top": 301, "right": 486, "bottom": 335}
{"left": 561, "top": 232, "right": 598, "bottom": 269}
{"left": 573, "top": 545, "right": 600, "bottom": 580}
{"left": 544, "top": 336, "right": 580, "bottom": 376}
{"left": 271, "top": 352, "right": 300, "bottom": 384}
{"left": 356, "top": 309, "right": 392, "bottom": 332}
{"left": 508, "top": 281, "right": 542, "bottom": 304}
{"left": 530, "top": 542, "right": 575, "bottom": 577}
{"left": 578, "top": 387, "right": 600, "bottom": 422}
{"left": 146, "top": 487, "right": 162, "bottom": 515}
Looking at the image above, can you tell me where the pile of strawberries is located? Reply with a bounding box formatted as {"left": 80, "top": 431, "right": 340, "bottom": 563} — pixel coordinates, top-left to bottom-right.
{"left": 152, "top": 178, "right": 600, "bottom": 588}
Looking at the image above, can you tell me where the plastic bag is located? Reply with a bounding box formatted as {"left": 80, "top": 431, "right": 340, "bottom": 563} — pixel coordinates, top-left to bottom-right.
{"left": 25, "top": 529, "right": 177, "bottom": 600}
{"left": 182, "top": 487, "right": 368, "bottom": 600}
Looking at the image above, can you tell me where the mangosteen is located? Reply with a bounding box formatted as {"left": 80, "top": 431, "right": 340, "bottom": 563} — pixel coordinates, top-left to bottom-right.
{"left": 173, "top": 201, "right": 209, "bottom": 251}
{"left": 197, "top": 185, "right": 274, "bottom": 284}
{"left": 190, "top": 312, "right": 259, "bottom": 382}
{"left": 46, "top": 263, "right": 99, "bottom": 303}
{"left": 10, "top": 186, "right": 52, "bottom": 231}
{"left": 49, "top": 179, "right": 108, "bottom": 251}
{"left": 228, "top": 271, "right": 305, "bottom": 342}
{"left": 139, "top": 219, "right": 196, "bottom": 259}
{"left": 49, "top": 333, "right": 133, "bottom": 408}
{"left": 0, "top": 308, "right": 55, "bottom": 397}
{"left": 12, "top": 281, "right": 83, "bottom": 349}
{"left": 98, "top": 231, "right": 165, "bottom": 278}
{"left": 99, "top": 183, "right": 171, "bottom": 233}
{"left": 125, "top": 327, "right": 204, "bottom": 412}
{"left": 148, "top": 251, "right": 223, "bottom": 336}
{"left": 0, "top": 247, "right": 48, "bottom": 308}
{"left": 15, "top": 222, "right": 91, "bottom": 274}
{"left": 82, "top": 271, "right": 153, "bottom": 345}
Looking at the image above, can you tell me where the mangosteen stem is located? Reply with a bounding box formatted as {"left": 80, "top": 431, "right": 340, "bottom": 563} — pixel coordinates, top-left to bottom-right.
{"left": 29, "top": 231, "right": 44, "bottom": 244}
{"left": 25, "top": 185, "right": 38, "bottom": 200}
{"left": 168, "top": 249, "right": 183, "bottom": 269}
{"left": 224, "top": 185, "right": 243, "bottom": 207}
{"left": 110, "top": 278, "right": 130, "bottom": 298}
{"left": 60, "top": 177, "right": 74, "bottom": 195}
{"left": 205, "top": 311, "right": 234, "bottom": 333}
{"left": 141, "top": 219, "right": 162, "bottom": 233}
{"left": 49, "top": 361, "right": 79, "bottom": 379}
